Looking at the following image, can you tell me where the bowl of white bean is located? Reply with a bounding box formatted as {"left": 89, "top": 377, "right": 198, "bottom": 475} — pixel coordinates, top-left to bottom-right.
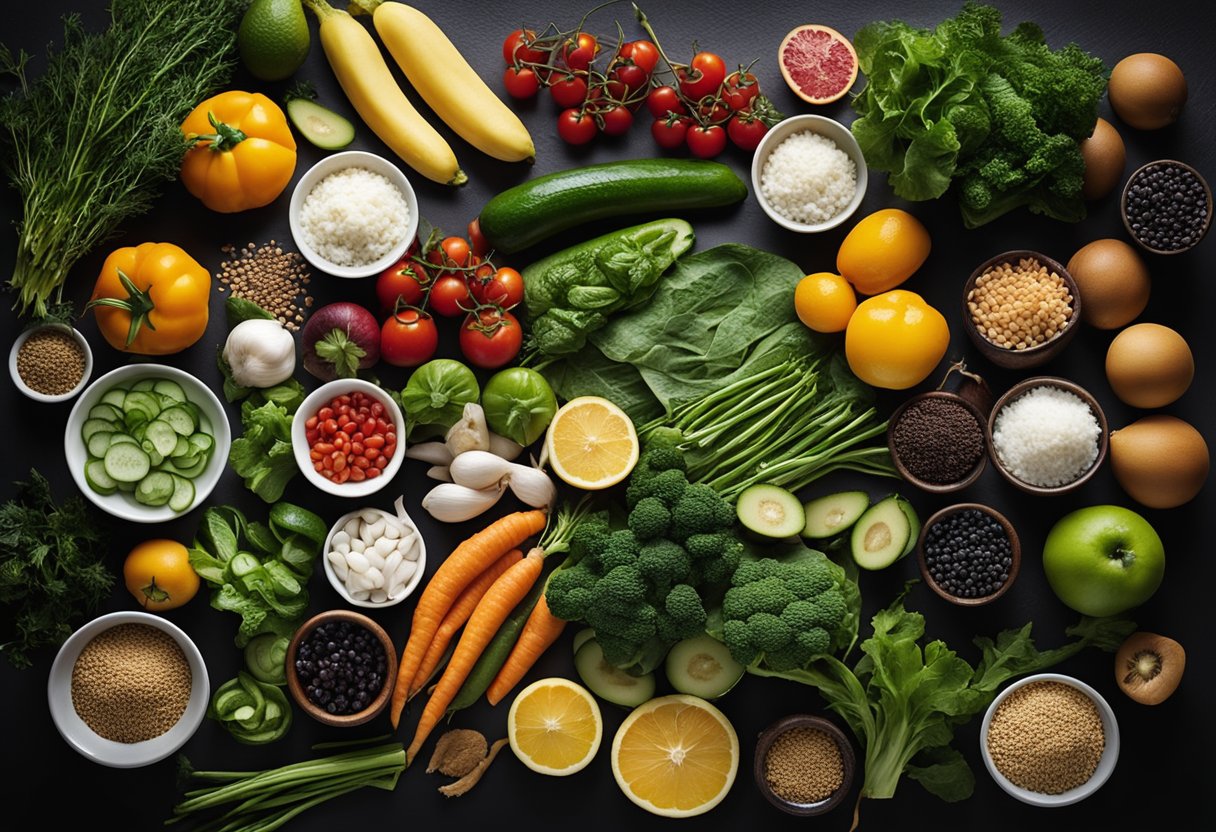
{"left": 322, "top": 497, "right": 425, "bottom": 608}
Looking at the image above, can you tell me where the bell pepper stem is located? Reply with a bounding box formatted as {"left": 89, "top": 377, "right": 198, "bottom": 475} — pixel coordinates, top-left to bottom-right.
{"left": 84, "top": 268, "right": 157, "bottom": 346}
{"left": 188, "top": 111, "right": 247, "bottom": 152}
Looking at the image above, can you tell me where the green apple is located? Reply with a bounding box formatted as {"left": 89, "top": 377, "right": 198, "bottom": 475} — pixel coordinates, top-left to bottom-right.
{"left": 1042, "top": 505, "right": 1165, "bottom": 616}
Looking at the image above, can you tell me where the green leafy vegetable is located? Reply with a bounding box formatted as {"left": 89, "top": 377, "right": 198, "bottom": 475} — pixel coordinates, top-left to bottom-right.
{"left": 228, "top": 394, "right": 303, "bottom": 502}
{"left": 398, "top": 359, "right": 480, "bottom": 438}
{"left": 0, "top": 470, "right": 112, "bottom": 668}
{"left": 208, "top": 671, "right": 293, "bottom": 744}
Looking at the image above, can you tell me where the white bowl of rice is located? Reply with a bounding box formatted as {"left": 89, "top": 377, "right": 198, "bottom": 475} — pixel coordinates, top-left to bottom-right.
{"left": 289, "top": 150, "right": 419, "bottom": 279}
{"left": 751, "top": 114, "right": 867, "bottom": 234}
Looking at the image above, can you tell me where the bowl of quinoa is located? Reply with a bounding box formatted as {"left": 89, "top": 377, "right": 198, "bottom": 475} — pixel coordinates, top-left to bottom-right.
{"left": 289, "top": 150, "right": 419, "bottom": 279}
{"left": 753, "top": 714, "right": 855, "bottom": 816}
{"left": 47, "top": 610, "right": 209, "bottom": 768}
{"left": 9, "top": 323, "right": 92, "bottom": 403}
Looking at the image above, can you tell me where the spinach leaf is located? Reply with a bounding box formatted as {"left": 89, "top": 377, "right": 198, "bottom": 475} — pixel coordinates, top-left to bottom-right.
{"left": 542, "top": 344, "right": 665, "bottom": 423}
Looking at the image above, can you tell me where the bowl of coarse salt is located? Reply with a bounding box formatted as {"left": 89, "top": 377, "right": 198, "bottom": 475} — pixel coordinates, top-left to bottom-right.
{"left": 322, "top": 497, "right": 426, "bottom": 608}
{"left": 751, "top": 114, "right": 867, "bottom": 234}
{"left": 288, "top": 150, "right": 419, "bottom": 279}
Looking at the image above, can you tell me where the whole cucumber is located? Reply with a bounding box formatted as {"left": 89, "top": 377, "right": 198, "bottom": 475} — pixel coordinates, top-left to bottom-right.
{"left": 478, "top": 159, "right": 746, "bottom": 252}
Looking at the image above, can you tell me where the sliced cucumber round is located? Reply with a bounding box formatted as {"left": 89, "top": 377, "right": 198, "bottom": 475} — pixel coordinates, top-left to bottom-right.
{"left": 571, "top": 627, "right": 597, "bottom": 656}
{"left": 736, "top": 484, "right": 805, "bottom": 539}
{"left": 802, "top": 491, "right": 871, "bottom": 539}
{"left": 573, "top": 639, "right": 655, "bottom": 708}
{"left": 850, "top": 494, "right": 921, "bottom": 571}
{"left": 665, "top": 634, "right": 744, "bottom": 700}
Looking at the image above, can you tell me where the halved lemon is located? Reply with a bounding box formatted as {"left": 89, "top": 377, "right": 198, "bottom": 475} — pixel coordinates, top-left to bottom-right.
{"left": 507, "top": 677, "right": 603, "bottom": 776}
{"left": 545, "top": 396, "right": 639, "bottom": 490}
{"left": 610, "top": 694, "right": 740, "bottom": 818}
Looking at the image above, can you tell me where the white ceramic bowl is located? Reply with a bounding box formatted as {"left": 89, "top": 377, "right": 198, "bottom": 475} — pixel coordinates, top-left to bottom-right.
{"left": 9, "top": 323, "right": 93, "bottom": 403}
{"left": 48, "top": 611, "right": 209, "bottom": 768}
{"left": 291, "top": 379, "right": 406, "bottom": 498}
{"left": 288, "top": 150, "right": 420, "bottom": 279}
{"left": 750, "top": 114, "right": 868, "bottom": 233}
{"left": 63, "top": 363, "right": 231, "bottom": 523}
{"left": 980, "top": 672, "right": 1119, "bottom": 807}
{"left": 322, "top": 503, "right": 427, "bottom": 608}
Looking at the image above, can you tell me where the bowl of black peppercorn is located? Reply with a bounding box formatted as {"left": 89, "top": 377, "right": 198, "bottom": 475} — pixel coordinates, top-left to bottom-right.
{"left": 286, "top": 609, "right": 397, "bottom": 727}
{"left": 1121, "top": 160, "right": 1211, "bottom": 255}
{"left": 917, "top": 504, "right": 1021, "bottom": 607}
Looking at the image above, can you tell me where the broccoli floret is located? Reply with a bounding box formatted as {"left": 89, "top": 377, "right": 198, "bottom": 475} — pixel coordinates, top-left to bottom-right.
{"left": 594, "top": 632, "right": 643, "bottom": 668}
{"left": 690, "top": 542, "right": 741, "bottom": 586}
{"left": 595, "top": 530, "right": 641, "bottom": 572}
{"left": 762, "top": 641, "right": 816, "bottom": 672}
{"left": 721, "top": 618, "right": 757, "bottom": 666}
{"left": 684, "top": 532, "right": 732, "bottom": 561}
{"left": 670, "top": 483, "right": 735, "bottom": 540}
{"left": 660, "top": 583, "right": 706, "bottom": 640}
{"left": 642, "top": 446, "right": 686, "bottom": 474}
{"left": 629, "top": 497, "right": 671, "bottom": 541}
{"left": 569, "top": 519, "right": 612, "bottom": 562}
{"left": 730, "top": 557, "right": 783, "bottom": 586}
{"left": 746, "top": 612, "right": 792, "bottom": 653}
{"left": 722, "top": 576, "right": 797, "bottom": 620}
{"left": 544, "top": 564, "right": 599, "bottom": 621}
{"left": 795, "top": 627, "right": 831, "bottom": 655}
{"left": 636, "top": 539, "right": 691, "bottom": 587}
{"left": 784, "top": 559, "right": 836, "bottom": 599}
{"left": 626, "top": 467, "right": 688, "bottom": 510}
{"left": 589, "top": 564, "right": 647, "bottom": 608}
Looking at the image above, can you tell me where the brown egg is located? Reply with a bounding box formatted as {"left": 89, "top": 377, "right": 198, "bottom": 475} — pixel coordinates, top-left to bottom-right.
{"left": 1081, "top": 118, "right": 1126, "bottom": 200}
{"left": 1109, "top": 53, "right": 1187, "bottom": 130}
{"left": 1067, "top": 239, "right": 1151, "bottom": 329}
{"left": 1110, "top": 414, "right": 1209, "bottom": 509}
{"left": 1106, "top": 323, "right": 1194, "bottom": 408}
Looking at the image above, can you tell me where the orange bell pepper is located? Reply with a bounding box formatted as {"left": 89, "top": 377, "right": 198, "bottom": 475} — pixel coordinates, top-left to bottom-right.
{"left": 180, "top": 90, "right": 297, "bottom": 213}
{"left": 87, "top": 243, "right": 211, "bottom": 355}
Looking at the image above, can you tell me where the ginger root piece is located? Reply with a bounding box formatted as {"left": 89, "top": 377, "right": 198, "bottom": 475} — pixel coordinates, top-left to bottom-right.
{"left": 439, "top": 738, "right": 509, "bottom": 797}
{"left": 427, "top": 729, "right": 489, "bottom": 777}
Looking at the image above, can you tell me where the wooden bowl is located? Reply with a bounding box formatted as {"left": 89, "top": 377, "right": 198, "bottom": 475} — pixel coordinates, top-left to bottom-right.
{"left": 286, "top": 609, "right": 397, "bottom": 728}
{"left": 986, "top": 377, "right": 1109, "bottom": 496}
{"left": 961, "top": 250, "right": 1081, "bottom": 370}
{"left": 887, "top": 391, "right": 988, "bottom": 494}
{"left": 917, "top": 503, "right": 1021, "bottom": 607}
{"left": 753, "top": 714, "right": 855, "bottom": 816}
{"left": 1121, "top": 159, "right": 1212, "bottom": 255}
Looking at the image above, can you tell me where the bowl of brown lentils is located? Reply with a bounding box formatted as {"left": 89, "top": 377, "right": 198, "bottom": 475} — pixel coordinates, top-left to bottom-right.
{"left": 753, "top": 714, "right": 855, "bottom": 816}
{"left": 9, "top": 322, "right": 92, "bottom": 403}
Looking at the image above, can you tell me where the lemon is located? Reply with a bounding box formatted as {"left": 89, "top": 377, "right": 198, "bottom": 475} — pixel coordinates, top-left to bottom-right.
{"left": 507, "top": 678, "right": 603, "bottom": 776}
{"left": 611, "top": 694, "right": 739, "bottom": 818}
{"left": 794, "top": 272, "right": 857, "bottom": 333}
{"left": 545, "top": 396, "right": 639, "bottom": 490}
{"left": 836, "top": 208, "right": 931, "bottom": 295}
{"left": 239, "top": 0, "right": 310, "bottom": 82}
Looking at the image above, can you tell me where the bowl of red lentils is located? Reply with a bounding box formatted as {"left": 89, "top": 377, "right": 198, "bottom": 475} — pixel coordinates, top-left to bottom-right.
{"left": 9, "top": 323, "right": 92, "bottom": 403}
{"left": 753, "top": 714, "right": 855, "bottom": 816}
{"left": 980, "top": 673, "right": 1119, "bottom": 807}
{"left": 291, "top": 379, "right": 406, "bottom": 498}
{"left": 961, "top": 251, "right": 1081, "bottom": 370}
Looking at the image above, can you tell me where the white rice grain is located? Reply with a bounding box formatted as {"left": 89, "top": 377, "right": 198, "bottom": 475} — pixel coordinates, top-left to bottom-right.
{"left": 992, "top": 386, "right": 1101, "bottom": 487}
{"left": 760, "top": 131, "right": 857, "bottom": 224}
{"left": 299, "top": 167, "right": 410, "bottom": 268}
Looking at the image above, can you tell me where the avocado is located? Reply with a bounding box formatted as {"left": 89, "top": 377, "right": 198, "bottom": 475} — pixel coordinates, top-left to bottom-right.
{"left": 850, "top": 494, "right": 920, "bottom": 571}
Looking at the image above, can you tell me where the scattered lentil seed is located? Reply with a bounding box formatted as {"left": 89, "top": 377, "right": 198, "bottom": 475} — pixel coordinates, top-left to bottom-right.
{"left": 923, "top": 509, "right": 1012, "bottom": 598}
{"left": 891, "top": 398, "right": 984, "bottom": 485}
{"left": 216, "top": 240, "right": 313, "bottom": 331}
{"left": 70, "top": 623, "right": 192, "bottom": 743}
{"left": 986, "top": 681, "right": 1104, "bottom": 794}
{"left": 1124, "top": 162, "right": 1210, "bottom": 252}
{"left": 764, "top": 726, "right": 844, "bottom": 804}
{"left": 16, "top": 328, "right": 85, "bottom": 395}
{"left": 968, "top": 258, "right": 1073, "bottom": 350}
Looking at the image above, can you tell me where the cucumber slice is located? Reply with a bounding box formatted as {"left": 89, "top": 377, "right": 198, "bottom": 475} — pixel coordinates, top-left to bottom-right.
{"left": 573, "top": 639, "right": 656, "bottom": 708}
{"left": 116, "top": 479, "right": 136, "bottom": 493}
{"left": 122, "top": 390, "right": 161, "bottom": 419}
{"left": 153, "top": 379, "right": 187, "bottom": 402}
{"left": 81, "top": 418, "right": 117, "bottom": 442}
{"left": 159, "top": 405, "right": 196, "bottom": 436}
{"left": 108, "top": 433, "right": 139, "bottom": 447}
{"left": 124, "top": 409, "right": 150, "bottom": 432}
{"left": 144, "top": 420, "right": 180, "bottom": 457}
{"left": 103, "top": 442, "right": 151, "bottom": 483}
{"left": 166, "top": 456, "right": 208, "bottom": 478}
{"left": 171, "top": 435, "right": 192, "bottom": 458}
{"left": 86, "top": 431, "right": 115, "bottom": 458}
{"left": 168, "top": 475, "right": 195, "bottom": 513}
{"left": 665, "top": 634, "right": 745, "bottom": 700}
{"left": 802, "top": 491, "right": 871, "bottom": 539}
{"left": 572, "top": 628, "right": 597, "bottom": 656}
{"left": 187, "top": 432, "right": 214, "bottom": 454}
{"left": 100, "top": 388, "right": 127, "bottom": 408}
{"left": 851, "top": 494, "right": 921, "bottom": 571}
{"left": 736, "top": 484, "right": 805, "bottom": 539}
{"left": 84, "top": 459, "right": 118, "bottom": 495}
{"left": 135, "top": 471, "right": 174, "bottom": 506}
{"left": 285, "top": 97, "right": 356, "bottom": 149}
{"left": 129, "top": 379, "right": 155, "bottom": 392}
{"left": 88, "top": 403, "right": 124, "bottom": 423}
{"left": 146, "top": 447, "right": 165, "bottom": 468}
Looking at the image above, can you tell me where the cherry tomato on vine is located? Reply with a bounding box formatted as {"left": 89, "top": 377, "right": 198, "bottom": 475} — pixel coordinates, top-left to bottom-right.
{"left": 698, "top": 99, "right": 732, "bottom": 125}
{"left": 503, "top": 29, "right": 546, "bottom": 65}
{"left": 612, "top": 63, "right": 650, "bottom": 93}
{"left": 678, "top": 52, "right": 726, "bottom": 100}
{"left": 557, "top": 108, "right": 598, "bottom": 144}
{"left": 503, "top": 66, "right": 540, "bottom": 99}
{"left": 560, "top": 32, "right": 598, "bottom": 71}
{"left": 470, "top": 266, "right": 525, "bottom": 308}
{"left": 381, "top": 308, "right": 438, "bottom": 367}
{"left": 439, "top": 236, "right": 472, "bottom": 269}
{"left": 375, "top": 260, "right": 429, "bottom": 312}
{"left": 467, "top": 218, "right": 489, "bottom": 259}
{"left": 651, "top": 116, "right": 690, "bottom": 149}
{"left": 599, "top": 105, "right": 634, "bottom": 136}
{"left": 429, "top": 274, "right": 472, "bottom": 317}
{"left": 617, "top": 40, "right": 660, "bottom": 74}
{"left": 646, "top": 86, "right": 687, "bottom": 119}
{"left": 686, "top": 123, "right": 727, "bottom": 158}
{"left": 722, "top": 70, "right": 759, "bottom": 110}
{"left": 550, "top": 74, "right": 589, "bottom": 108}
{"left": 459, "top": 308, "right": 522, "bottom": 369}
{"left": 727, "top": 110, "right": 768, "bottom": 151}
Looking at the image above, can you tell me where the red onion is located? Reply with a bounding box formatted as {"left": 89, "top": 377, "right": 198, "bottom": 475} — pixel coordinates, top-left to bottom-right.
{"left": 301, "top": 302, "right": 381, "bottom": 380}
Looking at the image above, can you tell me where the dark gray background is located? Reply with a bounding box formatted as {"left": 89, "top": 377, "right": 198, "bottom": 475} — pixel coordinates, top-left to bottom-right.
{"left": 2, "top": 1, "right": 1210, "bottom": 828}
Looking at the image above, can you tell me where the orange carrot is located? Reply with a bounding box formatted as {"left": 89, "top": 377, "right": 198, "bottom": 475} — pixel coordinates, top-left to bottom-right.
{"left": 485, "top": 592, "right": 567, "bottom": 706}
{"left": 406, "top": 548, "right": 545, "bottom": 763}
{"left": 390, "top": 509, "right": 546, "bottom": 729}
{"left": 408, "top": 548, "right": 523, "bottom": 699}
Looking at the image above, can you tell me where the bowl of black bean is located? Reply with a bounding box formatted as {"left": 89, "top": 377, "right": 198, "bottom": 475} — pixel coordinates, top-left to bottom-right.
{"left": 888, "top": 391, "right": 988, "bottom": 493}
{"left": 1121, "top": 159, "right": 1211, "bottom": 255}
{"left": 917, "top": 503, "right": 1021, "bottom": 606}
{"left": 286, "top": 609, "right": 397, "bottom": 727}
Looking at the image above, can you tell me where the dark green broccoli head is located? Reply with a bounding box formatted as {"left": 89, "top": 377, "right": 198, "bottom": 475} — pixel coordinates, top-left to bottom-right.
{"left": 595, "top": 530, "right": 641, "bottom": 572}
{"left": 722, "top": 576, "right": 797, "bottom": 620}
{"left": 670, "top": 483, "right": 735, "bottom": 540}
{"left": 589, "top": 564, "right": 648, "bottom": 608}
{"left": 660, "top": 583, "right": 706, "bottom": 639}
{"left": 626, "top": 467, "right": 689, "bottom": 510}
{"left": 636, "top": 539, "right": 691, "bottom": 587}
{"left": 544, "top": 563, "right": 599, "bottom": 621}
{"left": 628, "top": 497, "right": 672, "bottom": 541}
{"left": 569, "top": 519, "right": 612, "bottom": 563}
{"left": 722, "top": 618, "right": 757, "bottom": 666}
{"left": 684, "top": 532, "right": 732, "bottom": 561}
{"left": 746, "top": 612, "right": 792, "bottom": 653}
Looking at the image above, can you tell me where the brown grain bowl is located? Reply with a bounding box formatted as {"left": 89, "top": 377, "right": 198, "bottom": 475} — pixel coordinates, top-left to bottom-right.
{"left": 1121, "top": 159, "right": 1212, "bottom": 255}
{"left": 961, "top": 250, "right": 1082, "bottom": 370}
{"left": 917, "top": 503, "right": 1022, "bottom": 607}
{"left": 985, "top": 377, "right": 1109, "bottom": 496}
{"left": 286, "top": 609, "right": 398, "bottom": 728}
{"left": 887, "top": 391, "right": 988, "bottom": 494}
{"left": 753, "top": 714, "right": 855, "bottom": 817}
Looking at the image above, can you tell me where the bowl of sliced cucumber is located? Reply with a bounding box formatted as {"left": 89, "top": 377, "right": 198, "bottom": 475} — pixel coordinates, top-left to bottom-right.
{"left": 64, "top": 364, "right": 231, "bottom": 523}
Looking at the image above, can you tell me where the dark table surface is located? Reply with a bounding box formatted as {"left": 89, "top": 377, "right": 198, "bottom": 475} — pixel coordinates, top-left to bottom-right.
{"left": 2, "top": 1, "right": 1211, "bottom": 829}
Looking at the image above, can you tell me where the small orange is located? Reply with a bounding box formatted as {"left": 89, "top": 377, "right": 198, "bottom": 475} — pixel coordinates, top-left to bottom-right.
{"left": 836, "top": 208, "right": 931, "bottom": 295}
{"left": 845, "top": 290, "right": 950, "bottom": 390}
{"left": 123, "top": 539, "right": 200, "bottom": 612}
{"left": 794, "top": 272, "right": 857, "bottom": 333}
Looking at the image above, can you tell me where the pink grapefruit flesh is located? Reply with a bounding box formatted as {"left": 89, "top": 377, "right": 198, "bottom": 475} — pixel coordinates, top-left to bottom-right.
{"left": 779, "top": 25, "right": 859, "bottom": 105}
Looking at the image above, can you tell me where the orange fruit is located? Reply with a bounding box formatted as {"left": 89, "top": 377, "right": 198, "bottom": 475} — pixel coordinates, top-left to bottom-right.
{"left": 123, "top": 539, "right": 200, "bottom": 612}
{"left": 794, "top": 272, "right": 857, "bottom": 333}
{"left": 845, "top": 290, "right": 950, "bottom": 390}
{"left": 836, "top": 208, "right": 932, "bottom": 295}
{"left": 508, "top": 678, "right": 603, "bottom": 776}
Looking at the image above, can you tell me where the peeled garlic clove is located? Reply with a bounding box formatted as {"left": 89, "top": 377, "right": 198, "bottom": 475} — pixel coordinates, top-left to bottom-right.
{"left": 365, "top": 548, "right": 385, "bottom": 570}
{"left": 488, "top": 432, "right": 524, "bottom": 461}
{"left": 405, "top": 442, "right": 455, "bottom": 466}
{"left": 367, "top": 519, "right": 386, "bottom": 539}
{"left": 334, "top": 541, "right": 350, "bottom": 555}
{"left": 331, "top": 531, "right": 350, "bottom": 547}
{"left": 383, "top": 522, "right": 401, "bottom": 540}
{"left": 383, "top": 551, "right": 403, "bottom": 581}
{"left": 393, "top": 559, "right": 418, "bottom": 587}
{"left": 365, "top": 566, "right": 385, "bottom": 590}
{"left": 507, "top": 464, "right": 557, "bottom": 508}
{"left": 370, "top": 589, "right": 388, "bottom": 604}
{"left": 343, "top": 517, "right": 361, "bottom": 538}
{"left": 360, "top": 524, "right": 376, "bottom": 546}
{"left": 361, "top": 509, "right": 381, "bottom": 524}
{"left": 375, "top": 537, "right": 397, "bottom": 558}
{"left": 449, "top": 450, "right": 514, "bottom": 491}
{"left": 350, "top": 589, "right": 372, "bottom": 602}
{"left": 350, "top": 570, "right": 376, "bottom": 592}
{"left": 346, "top": 551, "right": 370, "bottom": 573}
{"left": 350, "top": 538, "right": 366, "bottom": 554}
{"left": 446, "top": 403, "right": 491, "bottom": 457}
{"left": 422, "top": 481, "right": 506, "bottom": 523}
{"left": 428, "top": 465, "right": 452, "bottom": 482}
{"left": 326, "top": 550, "right": 349, "bottom": 581}
{"left": 400, "top": 535, "right": 420, "bottom": 561}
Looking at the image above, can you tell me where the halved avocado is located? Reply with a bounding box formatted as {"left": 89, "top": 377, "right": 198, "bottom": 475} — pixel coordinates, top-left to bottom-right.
{"left": 850, "top": 494, "right": 920, "bottom": 571}
{"left": 736, "top": 484, "right": 805, "bottom": 539}
{"left": 665, "top": 634, "right": 744, "bottom": 700}
{"left": 285, "top": 97, "right": 355, "bottom": 150}
{"left": 802, "top": 490, "right": 870, "bottom": 539}
{"left": 573, "top": 638, "right": 656, "bottom": 708}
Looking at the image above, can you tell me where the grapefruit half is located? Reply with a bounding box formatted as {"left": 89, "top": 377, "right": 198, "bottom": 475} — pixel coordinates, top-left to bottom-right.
{"left": 779, "top": 25, "right": 859, "bottom": 105}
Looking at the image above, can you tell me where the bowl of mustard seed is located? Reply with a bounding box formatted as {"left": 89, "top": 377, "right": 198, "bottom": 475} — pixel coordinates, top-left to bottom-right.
{"left": 9, "top": 323, "right": 92, "bottom": 403}
{"left": 754, "top": 714, "right": 855, "bottom": 816}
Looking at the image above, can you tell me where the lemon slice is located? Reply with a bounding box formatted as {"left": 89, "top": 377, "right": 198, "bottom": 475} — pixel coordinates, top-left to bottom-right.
{"left": 610, "top": 694, "right": 739, "bottom": 818}
{"left": 508, "top": 677, "right": 603, "bottom": 776}
{"left": 545, "top": 396, "right": 639, "bottom": 490}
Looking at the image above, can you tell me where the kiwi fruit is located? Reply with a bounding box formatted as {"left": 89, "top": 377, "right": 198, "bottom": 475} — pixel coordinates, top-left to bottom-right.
{"left": 1115, "top": 631, "right": 1185, "bottom": 705}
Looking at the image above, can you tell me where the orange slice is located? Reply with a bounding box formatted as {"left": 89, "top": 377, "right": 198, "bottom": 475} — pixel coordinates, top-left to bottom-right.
{"left": 507, "top": 677, "right": 602, "bottom": 776}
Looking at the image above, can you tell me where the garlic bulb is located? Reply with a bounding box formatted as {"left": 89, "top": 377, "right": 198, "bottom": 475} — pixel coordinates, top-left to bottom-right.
{"left": 422, "top": 481, "right": 507, "bottom": 523}
{"left": 446, "top": 403, "right": 490, "bottom": 457}
{"left": 223, "top": 319, "right": 296, "bottom": 388}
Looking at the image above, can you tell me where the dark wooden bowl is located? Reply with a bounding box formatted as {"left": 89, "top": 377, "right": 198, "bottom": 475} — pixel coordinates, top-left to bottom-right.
{"left": 286, "top": 609, "right": 398, "bottom": 728}
{"left": 753, "top": 714, "right": 855, "bottom": 817}
{"left": 961, "top": 250, "right": 1081, "bottom": 370}
{"left": 887, "top": 391, "right": 988, "bottom": 494}
{"left": 917, "top": 503, "right": 1022, "bottom": 607}
{"left": 986, "top": 376, "right": 1109, "bottom": 496}
{"left": 1121, "top": 159, "right": 1212, "bottom": 255}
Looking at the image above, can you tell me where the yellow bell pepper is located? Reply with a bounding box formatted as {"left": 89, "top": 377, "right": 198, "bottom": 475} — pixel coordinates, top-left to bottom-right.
{"left": 87, "top": 243, "right": 211, "bottom": 355}
{"left": 180, "top": 91, "right": 297, "bottom": 213}
{"left": 845, "top": 290, "right": 949, "bottom": 390}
